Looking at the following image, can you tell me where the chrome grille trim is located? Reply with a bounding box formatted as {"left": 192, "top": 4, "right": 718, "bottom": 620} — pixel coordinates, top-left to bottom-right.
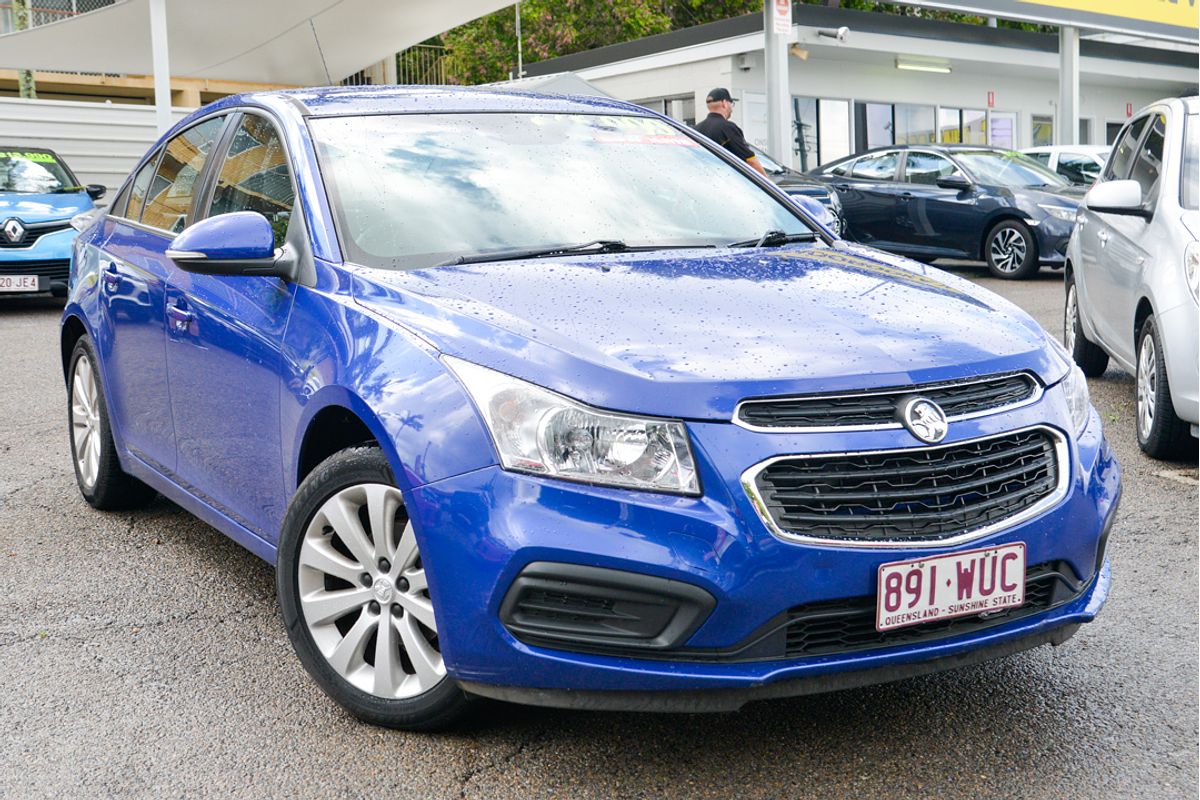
{"left": 740, "top": 425, "right": 1070, "bottom": 549}
{"left": 733, "top": 371, "right": 1042, "bottom": 433}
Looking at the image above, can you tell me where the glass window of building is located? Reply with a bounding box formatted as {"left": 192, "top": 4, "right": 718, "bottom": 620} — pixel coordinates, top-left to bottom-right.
{"left": 1031, "top": 115, "right": 1054, "bottom": 147}
{"left": 962, "top": 110, "right": 987, "bottom": 145}
{"left": 1106, "top": 121, "right": 1125, "bottom": 145}
{"left": 793, "top": 97, "right": 819, "bottom": 172}
{"left": 1078, "top": 118, "right": 1092, "bottom": 145}
{"left": 853, "top": 102, "right": 894, "bottom": 152}
{"left": 989, "top": 112, "right": 1017, "bottom": 149}
{"left": 895, "top": 104, "right": 936, "bottom": 145}
{"left": 818, "top": 99, "right": 851, "bottom": 164}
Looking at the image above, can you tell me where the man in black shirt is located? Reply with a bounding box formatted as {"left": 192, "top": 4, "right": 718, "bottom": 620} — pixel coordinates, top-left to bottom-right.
{"left": 694, "top": 87, "right": 767, "bottom": 176}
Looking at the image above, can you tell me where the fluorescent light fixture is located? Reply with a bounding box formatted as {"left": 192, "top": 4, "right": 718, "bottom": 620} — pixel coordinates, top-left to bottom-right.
{"left": 895, "top": 57, "right": 951, "bottom": 74}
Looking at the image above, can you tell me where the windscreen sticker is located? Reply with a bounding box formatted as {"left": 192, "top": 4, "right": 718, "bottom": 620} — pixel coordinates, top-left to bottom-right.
{"left": 0, "top": 151, "right": 59, "bottom": 164}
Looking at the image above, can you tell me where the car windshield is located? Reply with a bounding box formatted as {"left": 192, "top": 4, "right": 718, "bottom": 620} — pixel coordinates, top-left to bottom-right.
{"left": 1182, "top": 114, "right": 1198, "bottom": 211}
{"left": 750, "top": 145, "right": 786, "bottom": 174}
{"left": 954, "top": 150, "right": 1068, "bottom": 189}
{"left": 309, "top": 113, "right": 814, "bottom": 270}
{"left": 0, "top": 149, "right": 76, "bottom": 193}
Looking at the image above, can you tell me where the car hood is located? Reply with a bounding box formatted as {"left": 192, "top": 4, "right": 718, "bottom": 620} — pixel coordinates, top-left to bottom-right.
{"left": 0, "top": 191, "right": 91, "bottom": 222}
{"left": 353, "top": 243, "right": 1064, "bottom": 420}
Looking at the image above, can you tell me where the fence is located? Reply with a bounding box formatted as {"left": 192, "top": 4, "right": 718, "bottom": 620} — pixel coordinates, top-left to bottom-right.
{"left": 0, "top": 96, "right": 188, "bottom": 191}
{"left": 0, "top": 0, "right": 115, "bottom": 34}
{"left": 397, "top": 44, "right": 461, "bottom": 85}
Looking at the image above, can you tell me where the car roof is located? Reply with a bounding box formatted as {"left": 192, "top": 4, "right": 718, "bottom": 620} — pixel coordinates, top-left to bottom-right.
{"left": 1022, "top": 145, "right": 1110, "bottom": 154}
{"left": 219, "top": 85, "right": 650, "bottom": 118}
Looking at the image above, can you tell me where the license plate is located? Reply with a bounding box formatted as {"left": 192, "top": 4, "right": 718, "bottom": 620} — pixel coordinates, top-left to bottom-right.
{"left": 876, "top": 543, "right": 1025, "bottom": 632}
{"left": 0, "top": 275, "right": 39, "bottom": 292}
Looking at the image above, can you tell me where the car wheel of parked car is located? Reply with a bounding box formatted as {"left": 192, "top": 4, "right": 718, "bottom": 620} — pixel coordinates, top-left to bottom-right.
{"left": 277, "top": 446, "right": 471, "bottom": 730}
{"left": 985, "top": 220, "right": 1039, "bottom": 279}
{"left": 67, "top": 337, "right": 156, "bottom": 510}
{"left": 1064, "top": 273, "right": 1109, "bottom": 377}
{"left": 1135, "top": 317, "right": 1192, "bottom": 459}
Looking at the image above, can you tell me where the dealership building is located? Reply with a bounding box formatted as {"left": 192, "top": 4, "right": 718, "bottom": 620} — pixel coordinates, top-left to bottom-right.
{"left": 523, "top": 5, "right": 1197, "bottom": 171}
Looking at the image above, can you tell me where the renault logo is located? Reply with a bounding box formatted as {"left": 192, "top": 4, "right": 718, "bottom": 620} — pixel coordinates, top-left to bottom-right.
{"left": 897, "top": 396, "right": 948, "bottom": 444}
{"left": 2, "top": 218, "right": 25, "bottom": 244}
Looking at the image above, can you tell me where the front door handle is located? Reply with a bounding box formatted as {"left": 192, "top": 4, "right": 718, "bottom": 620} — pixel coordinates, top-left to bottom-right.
{"left": 834, "top": 183, "right": 850, "bottom": 191}
{"left": 1097, "top": 229, "right": 1109, "bottom": 246}
{"left": 102, "top": 262, "right": 120, "bottom": 292}
{"left": 167, "top": 301, "right": 194, "bottom": 333}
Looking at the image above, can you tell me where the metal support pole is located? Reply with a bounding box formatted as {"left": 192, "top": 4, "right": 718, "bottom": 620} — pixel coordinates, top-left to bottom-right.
{"left": 149, "top": 0, "right": 172, "bottom": 135}
{"left": 1058, "top": 25, "right": 1079, "bottom": 146}
{"left": 764, "top": 0, "right": 793, "bottom": 168}
{"left": 515, "top": 2, "right": 524, "bottom": 78}
{"left": 13, "top": 0, "right": 36, "bottom": 99}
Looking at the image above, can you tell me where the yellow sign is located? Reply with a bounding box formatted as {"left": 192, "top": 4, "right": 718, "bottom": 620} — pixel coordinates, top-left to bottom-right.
{"left": 1018, "top": 0, "right": 1198, "bottom": 30}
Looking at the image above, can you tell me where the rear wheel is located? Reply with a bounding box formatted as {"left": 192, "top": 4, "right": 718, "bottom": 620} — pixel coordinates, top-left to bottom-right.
{"left": 1135, "top": 316, "right": 1192, "bottom": 459}
{"left": 1064, "top": 273, "right": 1109, "bottom": 377}
{"left": 67, "top": 337, "right": 156, "bottom": 510}
{"left": 277, "top": 446, "right": 470, "bottom": 730}
{"left": 984, "top": 220, "right": 1039, "bottom": 279}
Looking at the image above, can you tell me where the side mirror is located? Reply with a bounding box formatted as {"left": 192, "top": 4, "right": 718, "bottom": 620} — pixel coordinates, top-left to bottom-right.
{"left": 166, "top": 211, "right": 290, "bottom": 278}
{"left": 85, "top": 184, "right": 107, "bottom": 200}
{"left": 935, "top": 174, "right": 972, "bottom": 190}
{"left": 1085, "top": 179, "right": 1151, "bottom": 219}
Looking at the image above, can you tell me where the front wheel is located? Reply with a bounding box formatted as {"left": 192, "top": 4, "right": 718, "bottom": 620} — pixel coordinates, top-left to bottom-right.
{"left": 1135, "top": 316, "right": 1192, "bottom": 460}
{"left": 276, "top": 446, "right": 470, "bottom": 730}
{"left": 984, "top": 220, "right": 1039, "bottom": 279}
{"left": 1064, "top": 273, "right": 1109, "bottom": 377}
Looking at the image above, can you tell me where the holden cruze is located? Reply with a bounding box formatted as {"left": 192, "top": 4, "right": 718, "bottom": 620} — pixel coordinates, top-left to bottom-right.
{"left": 62, "top": 88, "right": 1121, "bottom": 730}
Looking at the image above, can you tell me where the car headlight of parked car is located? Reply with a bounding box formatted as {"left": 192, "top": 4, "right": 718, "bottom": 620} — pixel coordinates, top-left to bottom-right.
{"left": 445, "top": 356, "right": 699, "bottom": 494}
{"left": 69, "top": 208, "right": 102, "bottom": 232}
{"left": 1060, "top": 363, "right": 1091, "bottom": 435}
{"left": 1037, "top": 203, "right": 1077, "bottom": 222}
{"left": 1185, "top": 241, "right": 1199, "bottom": 303}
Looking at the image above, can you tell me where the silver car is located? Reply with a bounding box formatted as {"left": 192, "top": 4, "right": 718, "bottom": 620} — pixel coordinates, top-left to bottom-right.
{"left": 1065, "top": 95, "right": 1199, "bottom": 459}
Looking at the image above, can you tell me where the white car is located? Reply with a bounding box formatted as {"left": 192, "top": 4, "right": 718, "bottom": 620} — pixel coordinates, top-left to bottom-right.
{"left": 1065, "top": 96, "right": 1199, "bottom": 459}
{"left": 1022, "top": 145, "right": 1110, "bottom": 185}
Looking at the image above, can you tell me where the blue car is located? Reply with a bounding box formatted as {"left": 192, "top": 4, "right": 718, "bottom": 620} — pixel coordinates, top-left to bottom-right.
{"left": 62, "top": 88, "right": 1121, "bottom": 730}
{"left": 1, "top": 148, "right": 105, "bottom": 296}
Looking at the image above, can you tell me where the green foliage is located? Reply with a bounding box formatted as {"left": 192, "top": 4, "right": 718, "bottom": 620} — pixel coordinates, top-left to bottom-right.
{"left": 417, "top": 0, "right": 1051, "bottom": 86}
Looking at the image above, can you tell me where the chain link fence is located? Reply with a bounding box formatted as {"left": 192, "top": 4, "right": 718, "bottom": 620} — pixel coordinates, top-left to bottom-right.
{"left": 0, "top": 0, "right": 115, "bottom": 34}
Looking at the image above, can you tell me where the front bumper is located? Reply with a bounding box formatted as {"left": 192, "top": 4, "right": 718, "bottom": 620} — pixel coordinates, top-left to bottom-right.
{"left": 1031, "top": 215, "right": 1074, "bottom": 265}
{"left": 1159, "top": 300, "right": 1199, "bottom": 426}
{"left": 409, "top": 395, "right": 1120, "bottom": 705}
{"left": 0, "top": 226, "right": 75, "bottom": 294}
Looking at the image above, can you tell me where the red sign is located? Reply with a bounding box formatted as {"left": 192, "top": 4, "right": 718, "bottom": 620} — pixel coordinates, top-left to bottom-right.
{"left": 773, "top": 0, "right": 791, "bottom": 35}
{"left": 1126, "top": 102, "right": 1133, "bottom": 117}
{"left": 987, "top": 91, "right": 995, "bottom": 108}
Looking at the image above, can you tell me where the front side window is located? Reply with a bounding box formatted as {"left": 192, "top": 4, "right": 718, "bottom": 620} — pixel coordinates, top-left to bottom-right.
{"left": 310, "top": 113, "right": 814, "bottom": 271}
{"left": 0, "top": 149, "right": 76, "bottom": 193}
{"left": 850, "top": 152, "right": 898, "bottom": 181}
{"left": 903, "top": 152, "right": 961, "bottom": 185}
{"left": 1128, "top": 113, "right": 1166, "bottom": 208}
{"left": 208, "top": 115, "right": 295, "bottom": 248}
{"left": 141, "top": 116, "right": 225, "bottom": 233}
{"left": 1105, "top": 116, "right": 1149, "bottom": 181}
{"left": 124, "top": 152, "right": 160, "bottom": 221}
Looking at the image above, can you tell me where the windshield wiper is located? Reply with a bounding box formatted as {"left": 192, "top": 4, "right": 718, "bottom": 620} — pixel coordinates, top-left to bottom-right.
{"left": 726, "top": 229, "right": 818, "bottom": 248}
{"left": 437, "top": 239, "right": 630, "bottom": 266}
{"left": 52, "top": 185, "right": 85, "bottom": 194}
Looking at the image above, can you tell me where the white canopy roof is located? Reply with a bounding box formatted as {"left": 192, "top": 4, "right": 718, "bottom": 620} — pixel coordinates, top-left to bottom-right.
{"left": 0, "top": 0, "right": 509, "bottom": 84}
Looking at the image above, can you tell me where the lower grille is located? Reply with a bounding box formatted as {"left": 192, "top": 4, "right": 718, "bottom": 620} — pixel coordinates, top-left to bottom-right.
{"left": 782, "top": 561, "right": 1080, "bottom": 657}
{"left": 749, "top": 427, "right": 1063, "bottom": 544}
{"left": 0, "top": 259, "right": 70, "bottom": 281}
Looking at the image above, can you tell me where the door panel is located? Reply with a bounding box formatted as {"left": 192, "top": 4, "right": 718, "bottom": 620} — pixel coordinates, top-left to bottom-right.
{"left": 837, "top": 151, "right": 902, "bottom": 247}
{"left": 894, "top": 152, "right": 976, "bottom": 258}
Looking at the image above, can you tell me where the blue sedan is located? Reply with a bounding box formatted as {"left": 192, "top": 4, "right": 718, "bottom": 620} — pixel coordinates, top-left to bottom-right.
{"left": 62, "top": 88, "right": 1120, "bottom": 730}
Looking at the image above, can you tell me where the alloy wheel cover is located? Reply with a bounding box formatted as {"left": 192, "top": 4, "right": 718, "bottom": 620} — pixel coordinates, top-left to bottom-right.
{"left": 70, "top": 355, "right": 101, "bottom": 490}
{"left": 1137, "top": 334, "right": 1157, "bottom": 440}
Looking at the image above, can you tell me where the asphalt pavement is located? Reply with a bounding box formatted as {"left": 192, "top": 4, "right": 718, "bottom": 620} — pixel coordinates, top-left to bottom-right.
{"left": 0, "top": 263, "right": 1196, "bottom": 799}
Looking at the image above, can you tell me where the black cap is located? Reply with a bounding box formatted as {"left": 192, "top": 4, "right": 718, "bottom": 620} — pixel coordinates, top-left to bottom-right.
{"left": 706, "top": 87, "right": 734, "bottom": 104}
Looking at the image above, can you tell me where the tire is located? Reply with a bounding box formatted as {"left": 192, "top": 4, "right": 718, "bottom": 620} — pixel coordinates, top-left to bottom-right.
{"left": 984, "top": 220, "right": 1039, "bottom": 279}
{"left": 67, "top": 337, "right": 156, "bottom": 510}
{"left": 1064, "top": 273, "right": 1109, "bottom": 377}
{"left": 277, "top": 446, "right": 471, "bottom": 730}
{"left": 1135, "top": 316, "right": 1193, "bottom": 460}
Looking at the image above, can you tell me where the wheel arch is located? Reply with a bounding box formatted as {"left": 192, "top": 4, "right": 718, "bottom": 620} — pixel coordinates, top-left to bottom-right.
{"left": 1134, "top": 296, "right": 1155, "bottom": 342}
{"left": 293, "top": 389, "right": 396, "bottom": 492}
{"left": 60, "top": 313, "right": 88, "bottom": 382}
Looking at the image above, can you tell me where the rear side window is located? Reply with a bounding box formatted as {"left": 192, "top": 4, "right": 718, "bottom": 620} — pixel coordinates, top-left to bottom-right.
{"left": 1105, "top": 116, "right": 1149, "bottom": 181}
{"left": 1128, "top": 113, "right": 1166, "bottom": 208}
{"left": 141, "top": 116, "right": 225, "bottom": 233}
{"left": 124, "top": 152, "right": 159, "bottom": 221}
{"left": 829, "top": 162, "right": 851, "bottom": 176}
{"left": 207, "top": 115, "right": 296, "bottom": 248}
{"left": 851, "top": 152, "right": 898, "bottom": 181}
{"left": 1027, "top": 152, "right": 1051, "bottom": 165}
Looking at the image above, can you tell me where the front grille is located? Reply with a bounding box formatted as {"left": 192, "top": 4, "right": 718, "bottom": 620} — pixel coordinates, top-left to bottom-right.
{"left": 737, "top": 372, "right": 1038, "bottom": 429}
{"left": 750, "top": 428, "right": 1061, "bottom": 543}
{"left": 0, "top": 221, "right": 71, "bottom": 248}
{"left": 0, "top": 259, "right": 70, "bottom": 281}
{"left": 782, "top": 560, "right": 1080, "bottom": 657}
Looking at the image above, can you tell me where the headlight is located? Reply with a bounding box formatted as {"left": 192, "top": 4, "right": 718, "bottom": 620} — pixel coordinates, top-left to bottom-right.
{"left": 69, "top": 209, "right": 101, "bottom": 232}
{"left": 1037, "top": 203, "right": 1077, "bottom": 222}
{"left": 827, "top": 190, "right": 842, "bottom": 211}
{"left": 444, "top": 357, "right": 699, "bottom": 495}
{"left": 1185, "top": 242, "right": 1199, "bottom": 303}
{"left": 1060, "top": 363, "right": 1091, "bottom": 435}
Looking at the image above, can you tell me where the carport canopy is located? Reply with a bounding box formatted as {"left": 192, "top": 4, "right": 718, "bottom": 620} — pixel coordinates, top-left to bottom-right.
{"left": 0, "top": 0, "right": 512, "bottom": 131}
